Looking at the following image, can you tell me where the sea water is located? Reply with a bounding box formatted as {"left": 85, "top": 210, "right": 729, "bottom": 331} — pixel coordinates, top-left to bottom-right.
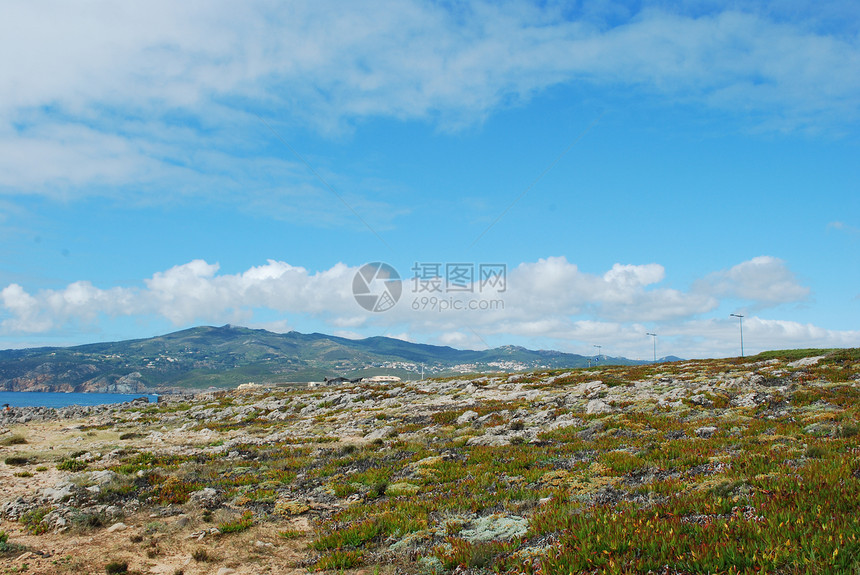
{"left": 0, "top": 391, "right": 158, "bottom": 409}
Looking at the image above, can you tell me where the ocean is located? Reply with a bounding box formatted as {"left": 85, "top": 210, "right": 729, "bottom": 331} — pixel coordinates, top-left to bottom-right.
{"left": 0, "top": 391, "right": 158, "bottom": 409}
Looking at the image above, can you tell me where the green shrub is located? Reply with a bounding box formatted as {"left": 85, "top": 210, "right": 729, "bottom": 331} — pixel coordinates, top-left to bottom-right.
{"left": 370, "top": 480, "right": 389, "bottom": 498}
{"left": 313, "top": 550, "right": 363, "bottom": 570}
{"left": 1, "top": 435, "right": 27, "bottom": 446}
{"left": 432, "top": 411, "right": 459, "bottom": 425}
{"left": 104, "top": 560, "right": 128, "bottom": 574}
{"left": 19, "top": 507, "right": 52, "bottom": 534}
{"left": 0, "top": 530, "right": 27, "bottom": 557}
{"left": 57, "top": 458, "right": 88, "bottom": 471}
{"left": 437, "top": 538, "right": 514, "bottom": 569}
{"left": 4, "top": 456, "right": 29, "bottom": 466}
{"left": 805, "top": 445, "right": 825, "bottom": 459}
{"left": 217, "top": 511, "right": 253, "bottom": 534}
{"left": 312, "top": 517, "right": 386, "bottom": 551}
{"left": 191, "top": 548, "right": 212, "bottom": 562}
{"left": 72, "top": 511, "right": 108, "bottom": 531}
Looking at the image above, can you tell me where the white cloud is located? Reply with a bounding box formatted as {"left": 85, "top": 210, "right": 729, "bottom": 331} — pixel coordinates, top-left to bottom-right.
{"left": 0, "top": 259, "right": 358, "bottom": 334}
{"left": 387, "top": 332, "right": 413, "bottom": 343}
{"left": 0, "top": 281, "right": 137, "bottom": 333}
{"left": 1, "top": 1, "right": 858, "bottom": 198}
{"left": 667, "top": 316, "right": 860, "bottom": 359}
{"left": 602, "top": 263, "right": 665, "bottom": 290}
{"left": 499, "top": 257, "right": 715, "bottom": 321}
{"left": 2, "top": 254, "right": 847, "bottom": 359}
{"left": 438, "top": 331, "right": 473, "bottom": 348}
{"left": 697, "top": 255, "right": 810, "bottom": 305}
{"left": 0, "top": 256, "right": 794, "bottom": 334}
{"left": 332, "top": 330, "right": 365, "bottom": 340}
{"left": 0, "top": 284, "right": 48, "bottom": 333}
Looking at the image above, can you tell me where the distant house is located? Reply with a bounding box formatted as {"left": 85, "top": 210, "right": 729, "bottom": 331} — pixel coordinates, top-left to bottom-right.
{"left": 362, "top": 375, "right": 401, "bottom": 384}
{"left": 323, "top": 376, "right": 361, "bottom": 385}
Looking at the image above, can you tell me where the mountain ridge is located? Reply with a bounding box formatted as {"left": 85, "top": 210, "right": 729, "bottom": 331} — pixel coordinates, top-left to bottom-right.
{"left": 0, "top": 325, "right": 653, "bottom": 393}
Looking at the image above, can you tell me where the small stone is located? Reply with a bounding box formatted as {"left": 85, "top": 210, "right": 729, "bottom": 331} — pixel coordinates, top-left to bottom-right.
{"left": 466, "top": 434, "right": 511, "bottom": 447}
{"left": 688, "top": 394, "right": 713, "bottom": 408}
{"left": 732, "top": 393, "right": 761, "bottom": 408}
{"left": 788, "top": 356, "right": 825, "bottom": 368}
{"left": 586, "top": 399, "right": 613, "bottom": 415}
{"left": 41, "top": 483, "right": 74, "bottom": 503}
{"left": 107, "top": 522, "right": 128, "bottom": 533}
{"left": 364, "top": 426, "right": 395, "bottom": 441}
{"left": 456, "top": 410, "right": 479, "bottom": 425}
{"left": 88, "top": 470, "right": 118, "bottom": 485}
{"left": 188, "top": 487, "right": 219, "bottom": 509}
{"left": 695, "top": 426, "right": 717, "bottom": 438}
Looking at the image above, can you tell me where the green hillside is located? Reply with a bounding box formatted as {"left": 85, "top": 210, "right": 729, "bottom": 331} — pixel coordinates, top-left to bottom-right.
{"left": 0, "top": 325, "right": 645, "bottom": 392}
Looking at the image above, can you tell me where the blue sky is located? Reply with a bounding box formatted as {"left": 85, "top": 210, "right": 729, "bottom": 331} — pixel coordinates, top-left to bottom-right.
{"left": 1, "top": 0, "right": 858, "bottom": 359}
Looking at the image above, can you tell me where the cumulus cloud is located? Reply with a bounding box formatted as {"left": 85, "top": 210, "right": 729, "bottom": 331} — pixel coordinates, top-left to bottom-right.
{"left": 2, "top": 254, "right": 848, "bottom": 358}
{"left": 667, "top": 316, "right": 860, "bottom": 359}
{"left": 0, "top": 259, "right": 359, "bottom": 334}
{"left": 696, "top": 255, "right": 810, "bottom": 305}
{"left": 0, "top": 284, "right": 47, "bottom": 333}
{"left": 1, "top": 281, "right": 135, "bottom": 333}
{"left": 499, "top": 257, "right": 715, "bottom": 321}
{"left": 0, "top": 256, "right": 795, "bottom": 334}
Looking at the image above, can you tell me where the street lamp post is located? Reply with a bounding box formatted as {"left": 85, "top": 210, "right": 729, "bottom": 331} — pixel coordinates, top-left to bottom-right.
{"left": 730, "top": 314, "right": 744, "bottom": 357}
{"left": 646, "top": 333, "right": 657, "bottom": 363}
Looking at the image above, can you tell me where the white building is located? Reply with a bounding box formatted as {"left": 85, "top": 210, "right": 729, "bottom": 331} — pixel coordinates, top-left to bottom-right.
{"left": 362, "top": 375, "right": 401, "bottom": 384}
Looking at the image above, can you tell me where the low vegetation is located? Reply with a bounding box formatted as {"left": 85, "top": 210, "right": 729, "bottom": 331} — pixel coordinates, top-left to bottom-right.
{"left": 0, "top": 530, "right": 28, "bottom": 558}
{"left": 1, "top": 348, "right": 858, "bottom": 573}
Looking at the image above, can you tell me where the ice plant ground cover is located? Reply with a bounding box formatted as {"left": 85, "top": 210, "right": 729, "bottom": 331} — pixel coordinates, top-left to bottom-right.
{"left": 0, "top": 348, "right": 858, "bottom": 574}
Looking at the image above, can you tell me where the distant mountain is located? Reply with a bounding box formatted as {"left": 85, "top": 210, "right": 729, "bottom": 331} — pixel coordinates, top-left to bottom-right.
{"left": 0, "top": 325, "right": 652, "bottom": 393}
